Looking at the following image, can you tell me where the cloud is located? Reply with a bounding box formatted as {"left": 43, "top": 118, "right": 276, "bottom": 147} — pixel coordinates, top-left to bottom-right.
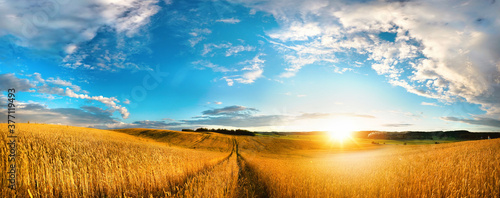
{"left": 0, "top": 73, "right": 35, "bottom": 92}
{"left": 178, "top": 105, "right": 377, "bottom": 129}
{"left": 214, "top": 101, "right": 223, "bottom": 105}
{"left": 297, "top": 113, "right": 330, "bottom": 119}
{"left": 297, "top": 112, "right": 376, "bottom": 119}
{"left": 226, "top": 45, "right": 255, "bottom": 56}
{"left": 1, "top": 73, "right": 129, "bottom": 119}
{"left": 0, "top": 0, "right": 160, "bottom": 49}
{"left": 131, "top": 120, "right": 182, "bottom": 128}
{"left": 192, "top": 60, "right": 236, "bottom": 72}
{"left": 65, "top": 88, "right": 130, "bottom": 119}
{"left": 441, "top": 117, "right": 500, "bottom": 128}
{"left": 268, "top": 22, "right": 322, "bottom": 41}
{"left": 216, "top": 18, "right": 241, "bottom": 24}
{"left": 202, "top": 42, "right": 255, "bottom": 57}
{"left": 202, "top": 105, "right": 258, "bottom": 116}
{"left": 223, "top": 53, "right": 265, "bottom": 86}
{"left": 0, "top": 103, "right": 118, "bottom": 126}
{"left": 0, "top": 0, "right": 160, "bottom": 45}
{"left": 46, "top": 77, "right": 82, "bottom": 91}
{"left": 0, "top": 0, "right": 160, "bottom": 72}
{"left": 188, "top": 28, "right": 212, "bottom": 47}
{"left": 62, "top": 35, "right": 152, "bottom": 71}
{"left": 421, "top": 102, "right": 440, "bottom": 107}
{"left": 184, "top": 114, "right": 288, "bottom": 128}
{"left": 182, "top": 105, "right": 287, "bottom": 127}
{"left": 65, "top": 44, "right": 78, "bottom": 54}
{"left": 235, "top": 0, "right": 500, "bottom": 120}
{"left": 382, "top": 123, "right": 414, "bottom": 127}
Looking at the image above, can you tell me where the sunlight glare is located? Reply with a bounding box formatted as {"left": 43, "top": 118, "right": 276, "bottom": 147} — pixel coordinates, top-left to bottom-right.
{"left": 328, "top": 118, "right": 356, "bottom": 142}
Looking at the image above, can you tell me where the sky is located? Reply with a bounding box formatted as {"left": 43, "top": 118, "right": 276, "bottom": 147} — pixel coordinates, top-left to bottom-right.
{"left": 0, "top": 0, "right": 499, "bottom": 132}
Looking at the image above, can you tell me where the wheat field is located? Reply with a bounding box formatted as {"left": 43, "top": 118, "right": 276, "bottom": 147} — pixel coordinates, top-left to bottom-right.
{"left": 0, "top": 124, "right": 230, "bottom": 197}
{"left": 1, "top": 124, "right": 499, "bottom": 197}
{"left": 240, "top": 139, "right": 500, "bottom": 197}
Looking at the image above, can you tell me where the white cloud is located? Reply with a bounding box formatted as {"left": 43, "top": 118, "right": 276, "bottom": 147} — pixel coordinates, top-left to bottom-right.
{"left": 237, "top": 0, "right": 500, "bottom": 120}
{"left": 65, "top": 44, "right": 78, "bottom": 54}
{"left": 0, "top": 103, "right": 119, "bottom": 127}
{"left": 0, "top": 73, "right": 130, "bottom": 119}
{"left": 226, "top": 45, "right": 255, "bottom": 56}
{"left": 188, "top": 28, "right": 212, "bottom": 47}
{"left": 0, "top": 0, "right": 160, "bottom": 50}
{"left": 192, "top": 60, "right": 236, "bottom": 72}
{"left": 0, "top": 73, "right": 35, "bottom": 92}
{"left": 224, "top": 78, "right": 234, "bottom": 86}
{"left": 65, "top": 88, "right": 130, "bottom": 119}
{"left": 223, "top": 53, "right": 265, "bottom": 85}
{"left": 202, "top": 42, "right": 254, "bottom": 57}
{"left": 216, "top": 18, "right": 241, "bottom": 24}
{"left": 421, "top": 102, "right": 440, "bottom": 107}
{"left": 268, "top": 22, "right": 322, "bottom": 41}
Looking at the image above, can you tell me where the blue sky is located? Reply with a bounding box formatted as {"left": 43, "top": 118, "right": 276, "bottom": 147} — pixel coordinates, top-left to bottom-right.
{"left": 1, "top": 0, "right": 500, "bottom": 132}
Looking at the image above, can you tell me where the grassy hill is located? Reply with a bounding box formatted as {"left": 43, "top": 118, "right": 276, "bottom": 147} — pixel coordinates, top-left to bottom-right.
{"left": 1, "top": 124, "right": 499, "bottom": 197}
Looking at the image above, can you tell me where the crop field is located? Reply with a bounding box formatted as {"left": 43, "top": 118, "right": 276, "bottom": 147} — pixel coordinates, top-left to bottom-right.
{"left": 1, "top": 124, "right": 499, "bottom": 197}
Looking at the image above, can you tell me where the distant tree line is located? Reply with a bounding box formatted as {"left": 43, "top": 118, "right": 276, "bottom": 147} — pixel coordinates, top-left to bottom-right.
{"left": 353, "top": 130, "right": 500, "bottom": 140}
{"left": 181, "top": 128, "right": 255, "bottom": 136}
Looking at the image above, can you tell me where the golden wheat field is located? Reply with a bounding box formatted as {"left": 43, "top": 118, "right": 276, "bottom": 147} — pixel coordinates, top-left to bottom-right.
{"left": 1, "top": 123, "right": 499, "bottom": 197}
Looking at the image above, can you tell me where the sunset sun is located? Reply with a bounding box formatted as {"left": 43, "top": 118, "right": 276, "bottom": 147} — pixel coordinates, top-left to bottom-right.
{"left": 327, "top": 118, "right": 356, "bottom": 142}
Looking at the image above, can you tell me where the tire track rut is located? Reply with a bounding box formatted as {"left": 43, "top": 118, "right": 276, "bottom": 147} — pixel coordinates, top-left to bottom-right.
{"left": 235, "top": 139, "right": 270, "bottom": 198}
{"left": 164, "top": 140, "right": 235, "bottom": 197}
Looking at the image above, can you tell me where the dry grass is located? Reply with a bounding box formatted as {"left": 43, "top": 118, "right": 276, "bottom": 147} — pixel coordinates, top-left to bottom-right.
{"left": 241, "top": 138, "right": 500, "bottom": 197}
{"left": 173, "top": 148, "right": 239, "bottom": 198}
{"left": 114, "top": 128, "right": 234, "bottom": 152}
{"left": 0, "top": 124, "right": 229, "bottom": 197}
{"left": 1, "top": 124, "right": 499, "bottom": 197}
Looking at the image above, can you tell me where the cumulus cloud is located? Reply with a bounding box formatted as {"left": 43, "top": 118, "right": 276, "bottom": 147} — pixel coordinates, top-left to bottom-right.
{"left": 0, "top": 103, "right": 118, "bottom": 126}
{"left": 234, "top": 0, "right": 500, "bottom": 120}
{"left": 65, "top": 88, "right": 130, "bottom": 119}
{"left": 0, "top": 73, "right": 130, "bottom": 119}
{"left": 0, "top": 73, "right": 35, "bottom": 92}
{"left": 0, "top": 0, "right": 160, "bottom": 49}
{"left": 0, "top": 0, "right": 160, "bottom": 72}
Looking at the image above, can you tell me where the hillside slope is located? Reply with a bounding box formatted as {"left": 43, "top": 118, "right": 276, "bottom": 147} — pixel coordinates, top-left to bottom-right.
{"left": 0, "top": 124, "right": 229, "bottom": 197}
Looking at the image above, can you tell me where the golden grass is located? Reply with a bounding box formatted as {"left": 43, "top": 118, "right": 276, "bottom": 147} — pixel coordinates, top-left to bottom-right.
{"left": 0, "top": 124, "right": 229, "bottom": 197}
{"left": 113, "top": 128, "right": 234, "bottom": 152}
{"left": 1, "top": 124, "right": 499, "bottom": 197}
{"left": 173, "top": 149, "right": 239, "bottom": 198}
{"left": 241, "top": 138, "right": 500, "bottom": 197}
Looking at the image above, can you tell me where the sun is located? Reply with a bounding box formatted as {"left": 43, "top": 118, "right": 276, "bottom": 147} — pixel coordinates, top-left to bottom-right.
{"left": 327, "top": 118, "right": 356, "bottom": 142}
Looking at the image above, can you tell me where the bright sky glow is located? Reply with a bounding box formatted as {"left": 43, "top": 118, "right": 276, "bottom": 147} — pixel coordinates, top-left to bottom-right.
{"left": 0, "top": 0, "right": 499, "bottom": 132}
